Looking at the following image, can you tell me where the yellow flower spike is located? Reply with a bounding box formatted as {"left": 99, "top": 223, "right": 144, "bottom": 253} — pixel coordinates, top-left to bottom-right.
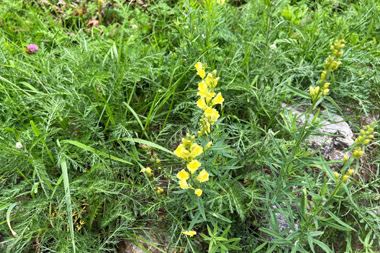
{"left": 194, "top": 189, "right": 203, "bottom": 197}
{"left": 177, "top": 169, "right": 190, "bottom": 180}
{"left": 205, "top": 141, "right": 212, "bottom": 150}
{"left": 197, "top": 169, "right": 210, "bottom": 183}
{"left": 347, "top": 169, "right": 355, "bottom": 176}
{"left": 182, "top": 230, "right": 197, "bottom": 237}
{"left": 174, "top": 144, "right": 190, "bottom": 161}
{"left": 190, "top": 143, "right": 203, "bottom": 158}
{"left": 187, "top": 160, "right": 201, "bottom": 174}
{"left": 342, "top": 175, "right": 349, "bottom": 182}
{"left": 334, "top": 172, "right": 340, "bottom": 180}
{"left": 179, "top": 179, "right": 189, "bottom": 189}
{"left": 212, "top": 92, "right": 224, "bottom": 106}
{"left": 195, "top": 62, "right": 206, "bottom": 79}
{"left": 196, "top": 97, "right": 208, "bottom": 111}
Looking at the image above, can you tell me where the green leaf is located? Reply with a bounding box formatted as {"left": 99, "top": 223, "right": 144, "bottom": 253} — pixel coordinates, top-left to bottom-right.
{"left": 326, "top": 211, "right": 356, "bottom": 231}
{"left": 62, "top": 140, "right": 133, "bottom": 165}
{"left": 285, "top": 83, "right": 310, "bottom": 99}
{"left": 121, "top": 138, "right": 173, "bottom": 155}
{"left": 59, "top": 156, "right": 76, "bottom": 253}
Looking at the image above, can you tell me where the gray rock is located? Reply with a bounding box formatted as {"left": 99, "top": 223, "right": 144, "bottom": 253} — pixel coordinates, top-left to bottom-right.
{"left": 282, "top": 104, "right": 354, "bottom": 162}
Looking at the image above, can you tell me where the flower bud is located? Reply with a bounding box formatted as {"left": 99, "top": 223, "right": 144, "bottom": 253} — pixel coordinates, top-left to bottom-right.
{"left": 321, "top": 71, "right": 327, "bottom": 80}
{"left": 334, "top": 172, "right": 340, "bottom": 180}
{"left": 342, "top": 175, "right": 349, "bottom": 182}
{"left": 310, "top": 86, "right": 315, "bottom": 96}
{"left": 343, "top": 155, "right": 349, "bottom": 163}
{"left": 347, "top": 169, "right": 355, "bottom": 176}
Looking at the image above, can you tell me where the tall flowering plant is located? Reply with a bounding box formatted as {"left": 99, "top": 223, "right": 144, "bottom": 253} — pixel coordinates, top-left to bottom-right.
{"left": 173, "top": 62, "right": 224, "bottom": 198}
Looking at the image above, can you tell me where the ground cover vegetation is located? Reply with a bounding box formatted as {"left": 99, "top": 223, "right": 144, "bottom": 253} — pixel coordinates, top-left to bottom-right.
{"left": 0, "top": 0, "right": 379, "bottom": 252}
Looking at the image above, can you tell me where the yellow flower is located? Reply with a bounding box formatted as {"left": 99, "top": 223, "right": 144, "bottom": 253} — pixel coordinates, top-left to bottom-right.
{"left": 174, "top": 144, "right": 190, "bottom": 160}
{"left": 212, "top": 92, "right": 224, "bottom": 106}
{"left": 197, "top": 97, "right": 208, "bottom": 110}
{"left": 197, "top": 169, "right": 209, "bottom": 183}
{"left": 343, "top": 155, "right": 349, "bottom": 163}
{"left": 347, "top": 169, "right": 355, "bottom": 176}
{"left": 334, "top": 172, "right": 340, "bottom": 180}
{"left": 194, "top": 189, "right": 202, "bottom": 197}
{"left": 190, "top": 143, "right": 203, "bottom": 158}
{"left": 323, "top": 89, "right": 329, "bottom": 96}
{"left": 309, "top": 86, "right": 315, "bottom": 96}
{"left": 140, "top": 167, "right": 152, "bottom": 174}
{"left": 353, "top": 148, "right": 364, "bottom": 159}
{"left": 342, "top": 175, "right": 349, "bottom": 182}
{"left": 179, "top": 179, "right": 189, "bottom": 189}
{"left": 187, "top": 160, "right": 201, "bottom": 174}
{"left": 217, "top": 0, "right": 225, "bottom": 4}
{"left": 195, "top": 62, "right": 206, "bottom": 79}
{"left": 204, "top": 71, "right": 219, "bottom": 88}
{"left": 204, "top": 108, "right": 220, "bottom": 124}
{"left": 320, "top": 71, "right": 327, "bottom": 80}
{"left": 182, "top": 230, "right": 197, "bottom": 237}
{"left": 177, "top": 169, "right": 190, "bottom": 180}
{"left": 197, "top": 81, "right": 215, "bottom": 102}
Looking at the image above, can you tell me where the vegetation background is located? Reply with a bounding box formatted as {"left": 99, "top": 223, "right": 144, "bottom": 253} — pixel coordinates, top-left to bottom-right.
{"left": 0, "top": 0, "right": 379, "bottom": 252}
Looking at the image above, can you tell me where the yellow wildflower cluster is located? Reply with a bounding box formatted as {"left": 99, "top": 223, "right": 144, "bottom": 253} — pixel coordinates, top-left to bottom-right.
{"left": 334, "top": 168, "right": 355, "bottom": 183}
{"left": 154, "top": 186, "right": 164, "bottom": 195}
{"left": 174, "top": 134, "right": 210, "bottom": 196}
{"left": 334, "top": 122, "right": 377, "bottom": 183}
{"left": 310, "top": 39, "right": 345, "bottom": 103}
{"left": 352, "top": 122, "right": 377, "bottom": 159}
{"left": 140, "top": 166, "right": 152, "bottom": 175}
{"left": 195, "top": 62, "right": 224, "bottom": 136}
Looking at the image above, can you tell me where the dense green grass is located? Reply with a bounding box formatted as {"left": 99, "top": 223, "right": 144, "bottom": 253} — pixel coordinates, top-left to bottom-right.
{"left": 1, "top": 0, "right": 379, "bottom": 252}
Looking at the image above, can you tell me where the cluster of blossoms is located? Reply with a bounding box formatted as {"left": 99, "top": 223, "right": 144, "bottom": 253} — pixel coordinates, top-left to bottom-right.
{"left": 352, "top": 122, "right": 377, "bottom": 159}
{"left": 310, "top": 39, "right": 345, "bottom": 103}
{"left": 174, "top": 133, "right": 211, "bottom": 197}
{"left": 334, "top": 122, "right": 377, "bottom": 182}
{"left": 195, "top": 62, "right": 224, "bottom": 136}
{"left": 334, "top": 169, "right": 354, "bottom": 183}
